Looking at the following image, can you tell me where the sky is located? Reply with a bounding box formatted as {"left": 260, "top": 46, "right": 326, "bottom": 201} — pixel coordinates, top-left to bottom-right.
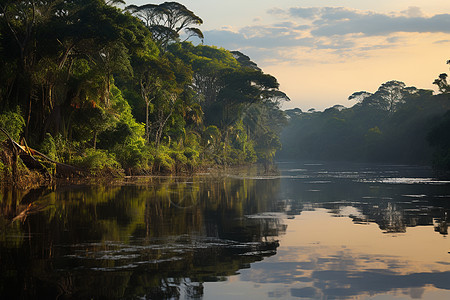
{"left": 128, "top": 0, "right": 450, "bottom": 111}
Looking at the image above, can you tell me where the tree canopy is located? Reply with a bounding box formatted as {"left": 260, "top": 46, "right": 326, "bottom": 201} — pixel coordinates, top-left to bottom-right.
{"left": 280, "top": 79, "right": 449, "bottom": 165}
{"left": 0, "top": 1, "right": 288, "bottom": 176}
{"left": 126, "top": 2, "right": 203, "bottom": 48}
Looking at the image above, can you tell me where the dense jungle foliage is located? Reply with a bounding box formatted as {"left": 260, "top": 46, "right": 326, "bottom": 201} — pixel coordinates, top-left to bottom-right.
{"left": 0, "top": 0, "right": 288, "bottom": 179}
{"left": 279, "top": 72, "right": 450, "bottom": 174}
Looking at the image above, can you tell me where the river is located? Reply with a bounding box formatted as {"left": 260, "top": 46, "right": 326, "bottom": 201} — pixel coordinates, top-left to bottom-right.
{"left": 1, "top": 162, "right": 450, "bottom": 299}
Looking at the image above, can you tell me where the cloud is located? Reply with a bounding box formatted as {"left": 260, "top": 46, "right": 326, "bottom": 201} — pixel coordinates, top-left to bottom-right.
{"left": 204, "top": 22, "right": 313, "bottom": 50}
{"left": 312, "top": 14, "right": 450, "bottom": 37}
{"left": 314, "top": 37, "right": 356, "bottom": 50}
{"left": 288, "top": 7, "right": 322, "bottom": 19}
{"left": 434, "top": 39, "right": 450, "bottom": 44}
{"left": 267, "top": 7, "right": 285, "bottom": 16}
{"left": 204, "top": 30, "right": 246, "bottom": 50}
{"left": 282, "top": 7, "right": 450, "bottom": 37}
{"left": 204, "top": 27, "right": 317, "bottom": 65}
{"left": 386, "top": 36, "right": 401, "bottom": 43}
{"left": 290, "top": 6, "right": 361, "bottom": 22}
{"left": 204, "top": 7, "right": 450, "bottom": 66}
{"left": 402, "top": 6, "right": 425, "bottom": 18}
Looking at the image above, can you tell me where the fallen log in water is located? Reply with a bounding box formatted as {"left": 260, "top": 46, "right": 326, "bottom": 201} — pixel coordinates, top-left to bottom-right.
{"left": 0, "top": 127, "right": 88, "bottom": 180}
{"left": 12, "top": 201, "right": 53, "bottom": 222}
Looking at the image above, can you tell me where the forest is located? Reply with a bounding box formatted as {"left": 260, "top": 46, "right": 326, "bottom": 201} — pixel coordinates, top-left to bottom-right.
{"left": 279, "top": 72, "right": 450, "bottom": 174}
{"left": 0, "top": 0, "right": 288, "bottom": 182}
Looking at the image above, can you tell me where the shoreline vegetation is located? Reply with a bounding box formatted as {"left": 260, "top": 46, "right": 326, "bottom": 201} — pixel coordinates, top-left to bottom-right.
{"left": 0, "top": 1, "right": 289, "bottom": 189}
{"left": 2, "top": 2, "right": 450, "bottom": 190}
{"left": 0, "top": 130, "right": 266, "bottom": 190}
{"left": 0, "top": 125, "right": 278, "bottom": 190}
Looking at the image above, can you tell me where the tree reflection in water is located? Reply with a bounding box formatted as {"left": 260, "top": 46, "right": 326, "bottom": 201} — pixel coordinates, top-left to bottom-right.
{"left": 2, "top": 163, "right": 450, "bottom": 299}
{"left": 279, "top": 162, "right": 450, "bottom": 235}
{"left": 0, "top": 174, "right": 285, "bottom": 299}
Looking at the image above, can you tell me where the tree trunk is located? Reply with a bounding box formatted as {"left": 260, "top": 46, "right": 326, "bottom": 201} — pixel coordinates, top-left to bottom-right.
{"left": 154, "top": 109, "right": 173, "bottom": 149}
{"left": 145, "top": 101, "right": 150, "bottom": 142}
{"left": 25, "top": 93, "right": 32, "bottom": 141}
{"left": 93, "top": 131, "right": 97, "bottom": 150}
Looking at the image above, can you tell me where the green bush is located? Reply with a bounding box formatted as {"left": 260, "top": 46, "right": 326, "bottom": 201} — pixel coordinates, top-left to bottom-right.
{"left": 185, "top": 132, "right": 200, "bottom": 149}
{"left": 73, "top": 149, "right": 121, "bottom": 175}
{"left": 227, "top": 148, "right": 243, "bottom": 164}
{"left": 40, "top": 133, "right": 57, "bottom": 160}
{"left": 185, "top": 148, "right": 200, "bottom": 170}
{"left": 113, "top": 140, "right": 153, "bottom": 171}
{"left": 184, "top": 147, "right": 199, "bottom": 160}
{"left": 0, "top": 107, "right": 25, "bottom": 142}
{"left": 245, "top": 142, "right": 257, "bottom": 163}
{"left": 169, "top": 150, "right": 188, "bottom": 165}
{"left": 154, "top": 151, "right": 174, "bottom": 173}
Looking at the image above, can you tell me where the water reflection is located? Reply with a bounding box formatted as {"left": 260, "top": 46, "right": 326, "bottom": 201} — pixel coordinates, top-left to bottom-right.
{"left": 278, "top": 162, "right": 450, "bottom": 235}
{"left": 0, "top": 175, "right": 285, "bottom": 299}
{"left": 258, "top": 162, "right": 450, "bottom": 299}
{"left": 235, "top": 209, "right": 450, "bottom": 299}
{"left": 1, "top": 162, "right": 450, "bottom": 299}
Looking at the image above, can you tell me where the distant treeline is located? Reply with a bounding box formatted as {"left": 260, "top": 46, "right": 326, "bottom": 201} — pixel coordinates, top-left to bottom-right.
{"left": 279, "top": 76, "right": 450, "bottom": 173}
{"left": 0, "top": 1, "right": 288, "bottom": 178}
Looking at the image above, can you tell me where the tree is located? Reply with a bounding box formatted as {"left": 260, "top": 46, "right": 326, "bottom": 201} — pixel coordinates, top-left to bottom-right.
{"left": 126, "top": 2, "right": 203, "bottom": 49}
{"left": 0, "top": 0, "right": 55, "bottom": 138}
{"left": 348, "top": 91, "right": 372, "bottom": 103}
{"left": 105, "top": 0, "right": 126, "bottom": 6}
{"left": 433, "top": 60, "right": 450, "bottom": 94}
{"left": 215, "top": 68, "right": 287, "bottom": 127}
{"left": 152, "top": 90, "right": 177, "bottom": 148}
{"left": 168, "top": 42, "right": 289, "bottom": 163}
{"left": 244, "top": 100, "right": 287, "bottom": 163}
{"left": 96, "top": 42, "right": 133, "bottom": 107}
{"left": 0, "top": 0, "right": 150, "bottom": 142}
{"left": 280, "top": 79, "right": 448, "bottom": 164}
{"left": 433, "top": 73, "right": 450, "bottom": 94}
{"left": 133, "top": 55, "right": 175, "bottom": 142}
{"left": 72, "top": 106, "right": 114, "bottom": 150}
{"left": 0, "top": 0, "right": 289, "bottom": 173}
{"left": 428, "top": 111, "right": 450, "bottom": 173}
{"left": 350, "top": 80, "right": 418, "bottom": 114}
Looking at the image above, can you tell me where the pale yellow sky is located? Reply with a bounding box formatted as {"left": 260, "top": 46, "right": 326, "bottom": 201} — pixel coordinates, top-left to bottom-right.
{"left": 265, "top": 33, "right": 450, "bottom": 110}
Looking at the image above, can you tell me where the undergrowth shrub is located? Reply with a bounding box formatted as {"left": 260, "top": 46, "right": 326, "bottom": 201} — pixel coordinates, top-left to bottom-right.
{"left": 154, "top": 150, "right": 174, "bottom": 173}
{"left": 40, "top": 133, "right": 57, "bottom": 160}
{"left": 73, "top": 149, "right": 121, "bottom": 175}
{"left": 0, "top": 107, "right": 25, "bottom": 141}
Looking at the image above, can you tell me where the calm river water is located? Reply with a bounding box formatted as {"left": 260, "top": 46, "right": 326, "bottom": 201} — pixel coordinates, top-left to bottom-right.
{"left": 1, "top": 162, "right": 450, "bottom": 299}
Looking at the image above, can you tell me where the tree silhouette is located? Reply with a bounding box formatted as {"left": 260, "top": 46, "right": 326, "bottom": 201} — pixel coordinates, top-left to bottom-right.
{"left": 126, "top": 2, "right": 203, "bottom": 48}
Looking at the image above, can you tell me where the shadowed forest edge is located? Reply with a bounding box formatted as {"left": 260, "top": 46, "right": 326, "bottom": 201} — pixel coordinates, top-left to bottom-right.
{"left": 1, "top": 1, "right": 450, "bottom": 188}
{"left": 0, "top": 1, "right": 288, "bottom": 187}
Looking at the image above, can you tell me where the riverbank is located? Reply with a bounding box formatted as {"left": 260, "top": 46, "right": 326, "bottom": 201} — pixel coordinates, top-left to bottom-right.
{"left": 0, "top": 141, "right": 272, "bottom": 190}
{"left": 0, "top": 143, "right": 49, "bottom": 190}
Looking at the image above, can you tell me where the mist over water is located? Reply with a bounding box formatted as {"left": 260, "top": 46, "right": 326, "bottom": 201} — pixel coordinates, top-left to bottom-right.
{"left": 1, "top": 162, "right": 450, "bottom": 299}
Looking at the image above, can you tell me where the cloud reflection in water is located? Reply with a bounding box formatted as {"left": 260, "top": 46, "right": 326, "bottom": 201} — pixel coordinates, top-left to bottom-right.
{"left": 235, "top": 208, "right": 450, "bottom": 299}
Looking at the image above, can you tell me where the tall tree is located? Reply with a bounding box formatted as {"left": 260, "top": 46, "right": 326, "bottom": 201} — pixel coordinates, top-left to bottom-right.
{"left": 133, "top": 55, "right": 175, "bottom": 143}
{"left": 126, "top": 2, "right": 203, "bottom": 49}
{"left": 0, "top": 0, "right": 56, "bottom": 137}
{"left": 434, "top": 73, "right": 450, "bottom": 94}
{"left": 350, "top": 80, "right": 419, "bottom": 114}
{"left": 433, "top": 59, "right": 450, "bottom": 94}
